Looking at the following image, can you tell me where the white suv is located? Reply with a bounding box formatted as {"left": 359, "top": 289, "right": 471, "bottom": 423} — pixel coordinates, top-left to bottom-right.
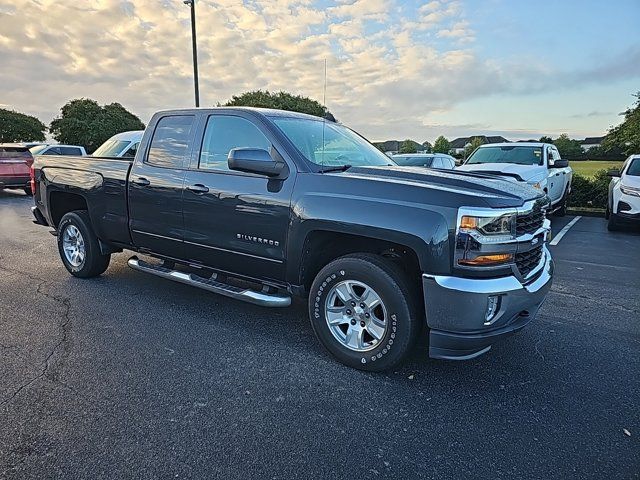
{"left": 607, "top": 154, "right": 640, "bottom": 230}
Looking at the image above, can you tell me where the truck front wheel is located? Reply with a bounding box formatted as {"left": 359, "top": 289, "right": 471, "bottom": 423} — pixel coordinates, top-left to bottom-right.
{"left": 57, "top": 211, "right": 111, "bottom": 278}
{"left": 308, "top": 254, "right": 420, "bottom": 371}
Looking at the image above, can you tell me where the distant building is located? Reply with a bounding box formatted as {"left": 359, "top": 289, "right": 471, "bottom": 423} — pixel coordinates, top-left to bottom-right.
{"left": 449, "top": 135, "right": 510, "bottom": 155}
{"left": 580, "top": 136, "right": 605, "bottom": 151}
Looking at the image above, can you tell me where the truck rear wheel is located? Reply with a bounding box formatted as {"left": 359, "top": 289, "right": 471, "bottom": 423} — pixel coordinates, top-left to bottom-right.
{"left": 308, "top": 254, "right": 420, "bottom": 371}
{"left": 57, "top": 211, "right": 111, "bottom": 278}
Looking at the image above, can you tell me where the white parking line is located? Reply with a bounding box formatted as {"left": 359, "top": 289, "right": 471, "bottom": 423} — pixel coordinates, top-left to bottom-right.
{"left": 549, "top": 216, "right": 582, "bottom": 246}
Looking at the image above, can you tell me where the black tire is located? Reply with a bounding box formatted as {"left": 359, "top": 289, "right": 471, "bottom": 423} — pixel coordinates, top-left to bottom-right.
{"left": 607, "top": 213, "right": 620, "bottom": 231}
{"left": 308, "top": 253, "right": 420, "bottom": 372}
{"left": 24, "top": 186, "right": 33, "bottom": 196}
{"left": 553, "top": 190, "right": 568, "bottom": 217}
{"left": 57, "top": 211, "right": 111, "bottom": 278}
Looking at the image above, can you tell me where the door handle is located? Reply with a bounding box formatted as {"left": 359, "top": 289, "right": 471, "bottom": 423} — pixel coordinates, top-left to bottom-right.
{"left": 132, "top": 177, "right": 150, "bottom": 186}
{"left": 187, "top": 183, "right": 209, "bottom": 194}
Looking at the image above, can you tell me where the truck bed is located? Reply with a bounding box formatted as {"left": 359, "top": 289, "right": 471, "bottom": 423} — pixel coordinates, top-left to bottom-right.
{"left": 34, "top": 155, "right": 134, "bottom": 247}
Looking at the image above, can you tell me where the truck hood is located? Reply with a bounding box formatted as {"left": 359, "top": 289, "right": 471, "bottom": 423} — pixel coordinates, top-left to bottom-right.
{"left": 456, "top": 163, "right": 545, "bottom": 183}
{"left": 341, "top": 166, "right": 543, "bottom": 208}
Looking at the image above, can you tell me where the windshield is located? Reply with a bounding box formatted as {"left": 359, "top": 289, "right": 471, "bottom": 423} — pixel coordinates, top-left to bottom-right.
{"left": 466, "top": 146, "right": 543, "bottom": 166}
{"left": 93, "top": 140, "right": 129, "bottom": 157}
{"left": 393, "top": 155, "right": 434, "bottom": 167}
{"left": 626, "top": 158, "right": 640, "bottom": 176}
{"left": 272, "top": 117, "right": 392, "bottom": 167}
{"left": 29, "top": 145, "right": 49, "bottom": 155}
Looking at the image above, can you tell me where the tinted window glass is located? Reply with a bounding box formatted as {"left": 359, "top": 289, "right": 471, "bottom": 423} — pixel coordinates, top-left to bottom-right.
{"left": 147, "top": 115, "right": 194, "bottom": 168}
{"left": 393, "top": 155, "right": 434, "bottom": 167}
{"left": 59, "top": 147, "right": 82, "bottom": 155}
{"left": 627, "top": 158, "right": 640, "bottom": 176}
{"left": 123, "top": 143, "right": 138, "bottom": 158}
{"left": 43, "top": 147, "right": 63, "bottom": 155}
{"left": 199, "top": 115, "right": 270, "bottom": 171}
{"left": 466, "top": 146, "right": 543, "bottom": 166}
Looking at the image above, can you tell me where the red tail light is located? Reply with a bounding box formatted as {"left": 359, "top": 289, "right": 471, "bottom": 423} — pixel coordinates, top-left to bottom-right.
{"left": 30, "top": 165, "right": 36, "bottom": 194}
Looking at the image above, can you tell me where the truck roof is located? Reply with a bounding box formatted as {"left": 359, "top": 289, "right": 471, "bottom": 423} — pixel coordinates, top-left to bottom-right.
{"left": 153, "top": 107, "right": 327, "bottom": 122}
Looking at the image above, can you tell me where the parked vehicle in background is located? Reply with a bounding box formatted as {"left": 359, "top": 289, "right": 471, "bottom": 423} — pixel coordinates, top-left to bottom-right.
{"left": 457, "top": 143, "right": 573, "bottom": 215}
{"left": 92, "top": 130, "right": 143, "bottom": 158}
{"left": 30, "top": 144, "right": 87, "bottom": 156}
{"left": 392, "top": 153, "right": 456, "bottom": 170}
{"left": 0, "top": 144, "right": 34, "bottom": 195}
{"left": 31, "top": 107, "right": 553, "bottom": 371}
{"left": 607, "top": 154, "right": 640, "bottom": 230}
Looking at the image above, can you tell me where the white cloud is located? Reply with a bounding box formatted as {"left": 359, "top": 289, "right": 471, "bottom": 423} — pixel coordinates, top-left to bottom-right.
{"left": 0, "top": 0, "right": 637, "bottom": 142}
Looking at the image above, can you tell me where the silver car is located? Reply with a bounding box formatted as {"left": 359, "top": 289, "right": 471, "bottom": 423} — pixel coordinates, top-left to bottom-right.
{"left": 392, "top": 153, "right": 456, "bottom": 170}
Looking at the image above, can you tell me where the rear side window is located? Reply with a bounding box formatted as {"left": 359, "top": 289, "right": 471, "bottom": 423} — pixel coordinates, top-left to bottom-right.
{"left": 147, "top": 115, "right": 195, "bottom": 168}
{"left": 393, "top": 156, "right": 433, "bottom": 167}
{"left": 59, "top": 147, "right": 82, "bottom": 155}
{"left": 43, "top": 147, "right": 63, "bottom": 155}
{"left": 199, "top": 115, "right": 270, "bottom": 171}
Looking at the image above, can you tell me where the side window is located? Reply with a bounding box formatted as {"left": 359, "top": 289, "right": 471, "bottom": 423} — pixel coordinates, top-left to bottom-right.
{"left": 59, "top": 147, "right": 81, "bottom": 155}
{"left": 147, "top": 115, "right": 195, "bottom": 168}
{"left": 549, "top": 148, "right": 560, "bottom": 162}
{"left": 123, "top": 143, "right": 138, "bottom": 158}
{"left": 431, "top": 157, "right": 443, "bottom": 169}
{"left": 199, "top": 115, "right": 270, "bottom": 171}
{"left": 43, "top": 147, "right": 62, "bottom": 155}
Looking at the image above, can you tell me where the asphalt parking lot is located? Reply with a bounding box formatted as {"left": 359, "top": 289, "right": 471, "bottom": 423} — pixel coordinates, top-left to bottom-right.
{"left": 1, "top": 190, "right": 638, "bottom": 479}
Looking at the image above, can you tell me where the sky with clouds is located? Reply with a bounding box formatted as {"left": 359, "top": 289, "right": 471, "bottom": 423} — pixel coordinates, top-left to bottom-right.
{"left": 0, "top": 0, "right": 638, "bottom": 142}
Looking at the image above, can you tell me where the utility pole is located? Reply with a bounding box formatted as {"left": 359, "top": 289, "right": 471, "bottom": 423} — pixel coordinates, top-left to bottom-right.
{"left": 183, "top": 0, "right": 200, "bottom": 107}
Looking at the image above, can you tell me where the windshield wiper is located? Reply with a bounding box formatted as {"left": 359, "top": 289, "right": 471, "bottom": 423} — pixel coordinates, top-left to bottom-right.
{"left": 318, "top": 164, "right": 352, "bottom": 173}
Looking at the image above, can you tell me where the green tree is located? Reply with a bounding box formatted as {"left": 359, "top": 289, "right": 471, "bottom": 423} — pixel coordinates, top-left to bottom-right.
{"left": 603, "top": 91, "right": 640, "bottom": 156}
{"left": 421, "top": 141, "right": 432, "bottom": 153}
{"left": 553, "top": 133, "right": 583, "bottom": 158}
{"left": 432, "top": 135, "right": 450, "bottom": 154}
{"left": 225, "top": 90, "right": 331, "bottom": 119}
{"left": 539, "top": 136, "right": 553, "bottom": 143}
{"left": 464, "top": 136, "right": 485, "bottom": 158}
{"left": 0, "top": 108, "right": 46, "bottom": 143}
{"left": 399, "top": 139, "right": 418, "bottom": 154}
{"left": 49, "top": 99, "right": 145, "bottom": 153}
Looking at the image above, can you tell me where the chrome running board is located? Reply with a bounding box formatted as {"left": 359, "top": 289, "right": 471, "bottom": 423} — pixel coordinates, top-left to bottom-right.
{"left": 127, "top": 257, "right": 291, "bottom": 308}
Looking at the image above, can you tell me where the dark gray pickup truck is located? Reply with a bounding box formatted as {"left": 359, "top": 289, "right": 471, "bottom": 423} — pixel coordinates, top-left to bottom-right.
{"left": 31, "top": 107, "right": 553, "bottom": 371}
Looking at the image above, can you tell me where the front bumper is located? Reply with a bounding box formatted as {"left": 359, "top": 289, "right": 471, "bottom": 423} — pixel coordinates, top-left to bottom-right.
{"left": 423, "top": 246, "right": 553, "bottom": 360}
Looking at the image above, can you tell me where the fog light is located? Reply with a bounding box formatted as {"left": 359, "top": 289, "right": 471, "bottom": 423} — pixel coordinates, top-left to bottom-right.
{"left": 484, "top": 295, "right": 501, "bottom": 325}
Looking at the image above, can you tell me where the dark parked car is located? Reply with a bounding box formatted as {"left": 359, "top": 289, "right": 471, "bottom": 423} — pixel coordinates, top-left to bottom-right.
{"left": 0, "top": 144, "right": 34, "bottom": 195}
{"left": 31, "top": 108, "right": 553, "bottom": 371}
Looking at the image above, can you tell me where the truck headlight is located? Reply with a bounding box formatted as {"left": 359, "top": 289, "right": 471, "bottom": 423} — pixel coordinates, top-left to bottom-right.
{"left": 459, "top": 213, "right": 516, "bottom": 243}
{"left": 456, "top": 208, "right": 517, "bottom": 269}
{"left": 620, "top": 184, "right": 640, "bottom": 197}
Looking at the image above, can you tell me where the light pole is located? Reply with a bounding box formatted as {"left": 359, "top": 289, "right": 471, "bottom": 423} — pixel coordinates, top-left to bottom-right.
{"left": 183, "top": 0, "right": 200, "bottom": 107}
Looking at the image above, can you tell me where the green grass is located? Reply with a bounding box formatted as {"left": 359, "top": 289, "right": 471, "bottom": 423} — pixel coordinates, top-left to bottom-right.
{"left": 569, "top": 160, "right": 623, "bottom": 178}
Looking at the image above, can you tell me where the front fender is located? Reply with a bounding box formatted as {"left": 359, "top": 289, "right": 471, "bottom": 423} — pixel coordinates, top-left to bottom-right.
{"left": 286, "top": 191, "right": 452, "bottom": 282}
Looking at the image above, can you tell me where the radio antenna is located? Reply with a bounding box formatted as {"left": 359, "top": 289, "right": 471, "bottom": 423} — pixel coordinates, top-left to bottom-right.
{"left": 323, "top": 58, "right": 327, "bottom": 107}
{"left": 321, "top": 58, "right": 327, "bottom": 167}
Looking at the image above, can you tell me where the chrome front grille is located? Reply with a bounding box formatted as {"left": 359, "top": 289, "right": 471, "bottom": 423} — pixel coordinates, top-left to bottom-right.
{"left": 516, "top": 200, "right": 545, "bottom": 236}
{"left": 516, "top": 245, "right": 543, "bottom": 278}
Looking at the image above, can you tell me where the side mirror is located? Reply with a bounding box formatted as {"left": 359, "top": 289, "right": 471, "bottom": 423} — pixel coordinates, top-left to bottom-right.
{"left": 228, "top": 148, "right": 287, "bottom": 178}
{"left": 550, "top": 159, "right": 569, "bottom": 168}
{"left": 607, "top": 168, "right": 621, "bottom": 177}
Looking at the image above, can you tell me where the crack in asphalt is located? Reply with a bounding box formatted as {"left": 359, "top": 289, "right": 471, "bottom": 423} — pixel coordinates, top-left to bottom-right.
{"left": 0, "top": 280, "right": 73, "bottom": 409}
{"left": 550, "top": 287, "right": 638, "bottom": 314}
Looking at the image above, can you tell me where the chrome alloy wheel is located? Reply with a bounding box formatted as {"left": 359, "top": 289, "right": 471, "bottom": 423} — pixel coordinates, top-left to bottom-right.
{"left": 325, "top": 280, "right": 388, "bottom": 352}
{"left": 62, "top": 224, "right": 85, "bottom": 267}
